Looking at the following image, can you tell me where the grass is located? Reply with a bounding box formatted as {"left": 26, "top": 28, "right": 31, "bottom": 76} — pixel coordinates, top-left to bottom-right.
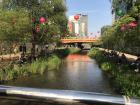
{"left": 0, "top": 55, "right": 61, "bottom": 83}
{"left": 68, "top": 47, "right": 81, "bottom": 54}
{"left": 88, "top": 48, "right": 140, "bottom": 97}
{"left": 47, "top": 55, "right": 61, "bottom": 70}
{"left": 54, "top": 47, "right": 81, "bottom": 58}
{"left": 0, "top": 48, "right": 79, "bottom": 83}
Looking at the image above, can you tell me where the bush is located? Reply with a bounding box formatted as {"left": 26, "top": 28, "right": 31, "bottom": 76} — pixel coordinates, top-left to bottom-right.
{"left": 68, "top": 47, "right": 80, "bottom": 54}
{"left": 54, "top": 48, "right": 69, "bottom": 58}
{"left": 88, "top": 48, "right": 99, "bottom": 58}
{"left": 0, "top": 55, "right": 61, "bottom": 83}
{"left": 88, "top": 48, "right": 140, "bottom": 97}
{"left": 101, "top": 62, "right": 111, "bottom": 72}
{"left": 54, "top": 48, "right": 80, "bottom": 58}
{"left": 47, "top": 55, "right": 61, "bottom": 70}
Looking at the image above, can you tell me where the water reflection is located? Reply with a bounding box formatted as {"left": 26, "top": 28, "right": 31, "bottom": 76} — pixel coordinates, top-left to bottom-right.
{"left": 5, "top": 54, "right": 114, "bottom": 94}
{"left": 1, "top": 53, "right": 115, "bottom": 104}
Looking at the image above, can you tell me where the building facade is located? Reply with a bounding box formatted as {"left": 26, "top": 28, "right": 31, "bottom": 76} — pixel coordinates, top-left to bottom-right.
{"left": 68, "top": 14, "right": 88, "bottom": 37}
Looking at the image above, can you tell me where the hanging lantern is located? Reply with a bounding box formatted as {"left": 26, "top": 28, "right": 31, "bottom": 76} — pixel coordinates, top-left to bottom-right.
{"left": 39, "top": 17, "right": 46, "bottom": 24}
{"left": 128, "top": 21, "right": 137, "bottom": 28}
{"left": 74, "top": 15, "right": 79, "bottom": 21}
{"left": 116, "top": 9, "right": 124, "bottom": 16}
{"left": 120, "top": 24, "right": 126, "bottom": 31}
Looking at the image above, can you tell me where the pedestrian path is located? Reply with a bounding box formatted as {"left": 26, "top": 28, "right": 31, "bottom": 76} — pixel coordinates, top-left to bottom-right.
{"left": 0, "top": 53, "right": 20, "bottom": 61}
{"left": 98, "top": 48, "right": 138, "bottom": 61}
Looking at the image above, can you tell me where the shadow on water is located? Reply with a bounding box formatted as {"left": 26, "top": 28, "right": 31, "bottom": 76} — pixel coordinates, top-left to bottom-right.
{"left": 1, "top": 51, "right": 115, "bottom": 105}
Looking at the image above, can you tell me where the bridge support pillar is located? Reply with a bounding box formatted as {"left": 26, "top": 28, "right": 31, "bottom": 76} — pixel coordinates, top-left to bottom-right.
{"left": 77, "top": 43, "right": 84, "bottom": 49}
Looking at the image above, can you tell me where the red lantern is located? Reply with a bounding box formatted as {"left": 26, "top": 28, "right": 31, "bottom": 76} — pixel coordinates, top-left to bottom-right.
{"left": 74, "top": 15, "right": 79, "bottom": 21}
{"left": 120, "top": 25, "right": 125, "bottom": 31}
{"left": 128, "top": 21, "right": 137, "bottom": 28}
{"left": 39, "top": 17, "right": 46, "bottom": 24}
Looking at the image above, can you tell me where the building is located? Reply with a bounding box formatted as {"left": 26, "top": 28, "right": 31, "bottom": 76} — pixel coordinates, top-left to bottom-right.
{"left": 68, "top": 14, "right": 88, "bottom": 37}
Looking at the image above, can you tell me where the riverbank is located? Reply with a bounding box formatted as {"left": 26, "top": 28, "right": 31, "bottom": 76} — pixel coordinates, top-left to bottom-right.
{"left": 0, "top": 55, "right": 61, "bottom": 83}
{"left": 88, "top": 48, "right": 140, "bottom": 97}
{"left": 0, "top": 53, "right": 20, "bottom": 61}
{"left": 98, "top": 48, "right": 138, "bottom": 61}
{"left": 0, "top": 47, "right": 80, "bottom": 83}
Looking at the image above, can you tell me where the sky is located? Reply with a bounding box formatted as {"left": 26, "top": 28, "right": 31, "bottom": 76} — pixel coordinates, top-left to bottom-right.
{"left": 66, "top": 0, "right": 113, "bottom": 36}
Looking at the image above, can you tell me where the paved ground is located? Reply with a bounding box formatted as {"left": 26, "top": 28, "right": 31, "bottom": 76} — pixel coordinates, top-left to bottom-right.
{"left": 0, "top": 53, "right": 20, "bottom": 61}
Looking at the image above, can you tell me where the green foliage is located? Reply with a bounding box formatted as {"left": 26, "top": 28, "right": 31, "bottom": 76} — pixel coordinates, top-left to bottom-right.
{"left": 111, "top": 0, "right": 139, "bottom": 17}
{"left": 113, "top": 15, "right": 135, "bottom": 28}
{"left": 101, "top": 62, "right": 112, "bottom": 72}
{"left": 2, "top": 0, "right": 68, "bottom": 45}
{"left": 101, "top": 14, "right": 140, "bottom": 54}
{"left": 101, "top": 25, "right": 112, "bottom": 35}
{"left": 54, "top": 48, "right": 81, "bottom": 58}
{"left": 54, "top": 48, "right": 69, "bottom": 58}
{"left": 88, "top": 48, "right": 107, "bottom": 63}
{"left": 110, "top": 0, "right": 140, "bottom": 52}
{"left": 0, "top": 9, "right": 31, "bottom": 43}
{"left": 88, "top": 48, "right": 99, "bottom": 58}
{"left": 0, "top": 55, "right": 61, "bottom": 83}
{"left": 88, "top": 48, "right": 140, "bottom": 97}
{"left": 47, "top": 55, "right": 61, "bottom": 70}
{"left": 68, "top": 47, "right": 81, "bottom": 54}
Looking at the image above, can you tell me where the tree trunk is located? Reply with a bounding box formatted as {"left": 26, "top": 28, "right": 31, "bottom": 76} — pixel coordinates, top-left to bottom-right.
{"left": 31, "top": 29, "right": 36, "bottom": 58}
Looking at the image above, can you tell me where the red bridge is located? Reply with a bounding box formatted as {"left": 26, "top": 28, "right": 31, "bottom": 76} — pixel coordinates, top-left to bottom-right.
{"left": 61, "top": 38, "right": 98, "bottom": 43}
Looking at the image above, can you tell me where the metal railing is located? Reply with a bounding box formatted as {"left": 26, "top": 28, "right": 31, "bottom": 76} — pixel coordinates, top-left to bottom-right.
{"left": 0, "top": 85, "right": 140, "bottom": 105}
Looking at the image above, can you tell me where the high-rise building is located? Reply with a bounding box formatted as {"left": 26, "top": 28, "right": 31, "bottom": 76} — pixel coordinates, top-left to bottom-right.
{"left": 68, "top": 14, "right": 88, "bottom": 37}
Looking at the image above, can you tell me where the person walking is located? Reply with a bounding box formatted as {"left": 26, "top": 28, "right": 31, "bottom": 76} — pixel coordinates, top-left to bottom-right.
{"left": 23, "top": 43, "right": 26, "bottom": 54}
{"left": 14, "top": 46, "right": 18, "bottom": 55}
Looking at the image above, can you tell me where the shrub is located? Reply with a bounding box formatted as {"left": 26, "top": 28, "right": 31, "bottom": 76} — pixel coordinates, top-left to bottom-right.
{"left": 88, "top": 48, "right": 140, "bottom": 97}
{"left": 0, "top": 55, "right": 61, "bottom": 83}
{"left": 88, "top": 48, "right": 99, "bottom": 58}
{"left": 101, "top": 62, "right": 112, "bottom": 72}
{"left": 68, "top": 47, "right": 80, "bottom": 54}
{"left": 54, "top": 48, "right": 69, "bottom": 58}
{"left": 47, "top": 55, "right": 61, "bottom": 70}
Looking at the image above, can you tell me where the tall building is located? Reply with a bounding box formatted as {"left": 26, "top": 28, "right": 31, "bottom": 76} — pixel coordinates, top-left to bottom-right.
{"left": 68, "top": 14, "right": 88, "bottom": 37}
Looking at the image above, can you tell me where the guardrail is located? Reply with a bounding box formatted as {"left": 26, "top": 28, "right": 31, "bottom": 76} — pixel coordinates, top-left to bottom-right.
{"left": 0, "top": 85, "right": 140, "bottom": 105}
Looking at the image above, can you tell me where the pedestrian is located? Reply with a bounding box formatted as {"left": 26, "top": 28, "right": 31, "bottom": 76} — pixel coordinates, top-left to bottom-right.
{"left": 23, "top": 43, "right": 26, "bottom": 54}
{"left": 19, "top": 45, "right": 22, "bottom": 52}
{"left": 13, "top": 46, "right": 18, "bottom": 55}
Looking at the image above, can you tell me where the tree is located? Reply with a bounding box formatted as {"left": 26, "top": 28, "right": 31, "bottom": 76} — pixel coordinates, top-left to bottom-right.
{"left": 0, "top": 9, "right": 31, "bottom": 54}
{"left": 101, "top": 25, "right": 111, "bottom": 35}
{"left": 2, "top": 0, "right": 68, "bottom": 56}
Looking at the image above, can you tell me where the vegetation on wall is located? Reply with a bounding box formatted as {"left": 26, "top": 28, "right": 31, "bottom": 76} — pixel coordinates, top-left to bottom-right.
{"left": 88, "top": 48, "right": 140, "bottom": 97}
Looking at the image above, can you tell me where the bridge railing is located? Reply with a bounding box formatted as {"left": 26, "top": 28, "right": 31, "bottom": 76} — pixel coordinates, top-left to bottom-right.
{"left": 61, "top": 37, "right": 97, "bottom": 39}
{"left": 0, "top": 85, "right": 140, "bottom": 105}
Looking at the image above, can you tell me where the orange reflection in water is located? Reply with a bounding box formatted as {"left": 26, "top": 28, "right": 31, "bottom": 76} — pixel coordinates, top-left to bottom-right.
{"left": 66, "top": 54, "right": 92, "bottom": 62}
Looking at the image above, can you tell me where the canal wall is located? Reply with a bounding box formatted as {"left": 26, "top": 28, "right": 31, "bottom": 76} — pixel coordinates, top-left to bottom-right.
{"left": 88, "top": 48, "right": 140, "bottom": 97}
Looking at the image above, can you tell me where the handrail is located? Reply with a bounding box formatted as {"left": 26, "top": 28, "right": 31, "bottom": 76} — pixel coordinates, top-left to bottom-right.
{"left": 0, "top": 85, "right": 140, "bottom": 105}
